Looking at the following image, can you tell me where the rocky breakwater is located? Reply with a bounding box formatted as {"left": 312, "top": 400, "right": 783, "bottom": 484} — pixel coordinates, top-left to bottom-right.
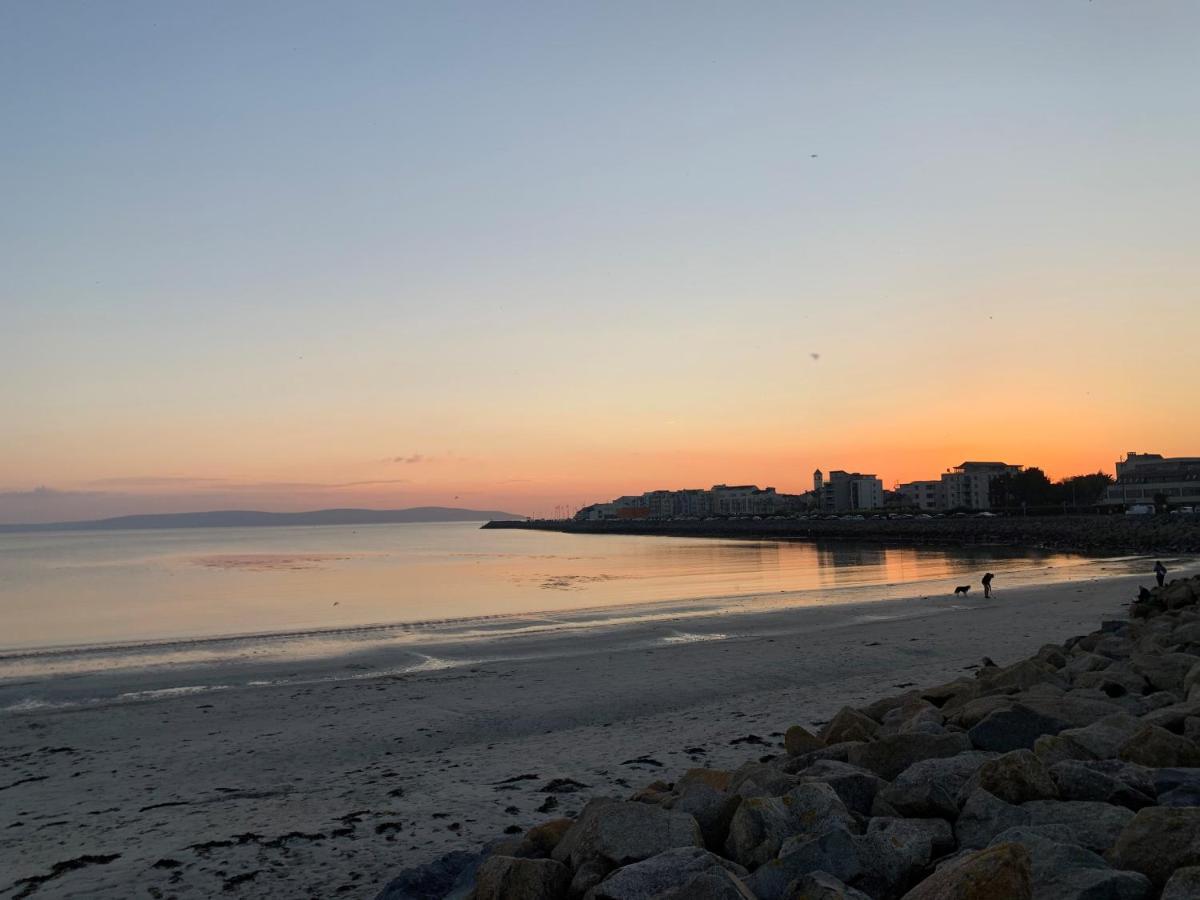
{"left": 378, "top": 573, "right": 1200, "bottom": 900}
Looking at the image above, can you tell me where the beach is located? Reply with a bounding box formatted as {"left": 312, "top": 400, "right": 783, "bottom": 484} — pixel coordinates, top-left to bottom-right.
{"left": 3, "top": 562, "right": 1185, "bottom": 899}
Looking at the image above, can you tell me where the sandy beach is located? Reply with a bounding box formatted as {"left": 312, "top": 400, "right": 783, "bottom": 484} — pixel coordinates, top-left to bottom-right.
{"left": 5, "top": 560, "right": 1193, "bottom": 899}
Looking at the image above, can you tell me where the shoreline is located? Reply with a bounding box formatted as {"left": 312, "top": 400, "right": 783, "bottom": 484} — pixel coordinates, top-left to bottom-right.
{"left": 5, "top": 562, "right": 1193, "bottom": 898}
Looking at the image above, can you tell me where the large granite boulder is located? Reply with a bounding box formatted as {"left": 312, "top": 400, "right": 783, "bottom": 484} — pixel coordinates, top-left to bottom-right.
{"left": 955, "top": 789, "right": 1030, "bottom": 849}
{"left": 724, "top": 782, "right": 853, "bottom": 869}
{"left": 1154, "top": 767, "right": 1200, "bottom": 806}
{"left": 1022, "top": 800, "right": 1133, "bottom": 854}
{"left": 1108, "top": 806, "right": 1200, "bottom": 886}
{"left": 1118, "top": 723, "right": 1200, "bottom": 767}
{"left": 987, "top": 827, "right": 1151, "bottom": 900}
{"left": 784, "top": 870, "right": 872, "bottom": 899}
{"left": 786, "top": 725, "right": 825, "bottom": 756}
{"left": 1162, "top": 866, "right": 1200, "bottom": 900}
{"left": 847, "top": 732, "right": 971, "bottom": 781}
{"left": 796, "top": 760, "right": 886, "bottom": 816}
{"left": 877, "top": 752, "right": 996, "bottom": 820}
{"left": 474, "top": 856, "right": 571, "bottom": 900}
{"left": 898, "top": 841, "right": 1032, "bottom": 899}
{"left": 855, "top": 817, "right": 952, "bottom": 898}
{"left": 664, "top": 781, "right": 741, "bottom": 850}
{"left": 821, "top": 708, "right": 880, "bottom": 745}
{"left": 968, "top": 705, "right": 1066, "bottom": 753}
{"left": 1048, "top": 760, "right": 1155, "bottom": 809}
{"left": 583, "top": 847, "right": 746, "bottom": 900}
{"left": 552, "top": 799, "right": 704, "bottom": 894}
{"left": 747, "top": 827, "right": 863, "bottom": 900}
{"left": 375, "top": 850, "right": 481, "bottom": 900}
{"left": 961, "top": 750, "right": 1058, "bottom": 805}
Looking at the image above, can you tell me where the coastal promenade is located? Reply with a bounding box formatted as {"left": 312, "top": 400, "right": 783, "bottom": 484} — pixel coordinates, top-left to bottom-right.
{"left": 484, "top": 514, "right": 1200, "bottom": 558}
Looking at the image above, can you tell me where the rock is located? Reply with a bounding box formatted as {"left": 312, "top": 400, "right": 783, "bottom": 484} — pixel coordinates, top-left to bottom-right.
{"left": 1035, "top": 644, "right": 1069, "bottom": 669}
{"left": 1140, "top": 698, "right": 1200, "bottom": 732}
{"left": 786, "top": 726, "right": 825, "bottom": 756}
{"left": 1131, "top": 651, "right": 1200, "bottom": 693}
{"left": 659, "top": 868, "right": 756, "bottom": 900}
{"left": 665, "top": 781, "right": 741, "bottom": 850}
{"left": 781, "top": 742, "right": 866, "bottom": 775}
{"left": 968, "top": 705, "right": 1066, "bottom": 752}
{"left": 784, "top": 870, "right": 872, "bottom": 899}
{"left": 1048, "top": 760, "right": 1155, "bottom": 809}
{"left": 820, "top": 708, "right": 880, "bottom": 745}
{"left": 945, "top": 696, "right": 1014, "bottom": 730}
{"left": 1073, "top": 664, "right": 1150, "bottom": 698}
{"left": 977, "top": 659, "right": 1066, "bottom": 695}
{"left": 955, "top": 789, "right": 1029, "bottom": 849}
{"left": 748, "top": 827, "right": 863, "bottom": 900}
{"left": 679, "top": 769, "right": 734, "bottom": 792}
{"left": 552, "top": 800, "right": 704, "bottom": 884}
{"left": 1118, "top": 723, "right": 1200, "bottom": 767}
{"left": 987, "top": 827, "right": 1151, "bottom": 900}
{"left": 724, "top": 782, "right": 854, "bottom": 869}
{"left": 473, "top": 856, "right": 571, "bottom": 900}
{"left": 796, "top": 760, "right": 886, "bottom": 816}
{"left": 582, "top": 847, "right": 746, "bottom": 900}
{"left": 1162, "top": 866, "right": 1200, "bottom": 900}
{"left": 1154, "top": 767, "right": 1200, "bottom": 806}
{"left": 847, "top": 732, "right": 971, "bottom": 781}
{"left": 898, "top": 842, "right": 1032, "bottom": 899}
{"left": 855, "top": 817, "right": 952, "bottom": 898}
{"left": 921, "top": 678, "right": 980, "bottom": 711}
{"left": 1109, "top": 806, "right": 1200, "bottom": 886}
{"left": 876, "top": 752, "right": 995, "bottom": 821}
{"left": 961, "top": 750, "right": 1058, "bottom": 805}
{"left": 863, "top": 690, "right": 927, "bottom": 723}
{"left": 729, "top": 762, "right": 799, "bottom": 798}
{"left": 375, "top": 850, "right": 482, "bottom": 899}
{"left": 1040, "top": 713, "right": 1145, "bottom": 763}
{"left": 1022, "top": 800, "right": 1133, "bottom": 854}
{"left": 515, "top": 819, "right": 576, "bottom": 858}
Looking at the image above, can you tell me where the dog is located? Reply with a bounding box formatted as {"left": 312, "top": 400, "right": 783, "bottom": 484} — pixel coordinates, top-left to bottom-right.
{"left": 953, "top": 585, "right": 972, "bottom": 596}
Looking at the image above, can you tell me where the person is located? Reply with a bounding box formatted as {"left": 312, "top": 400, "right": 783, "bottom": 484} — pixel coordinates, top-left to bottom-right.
{"left": 982, "top": 572, "right": 995, "bottom": 599}
{"left": 1154, "top": 560, "right": 1167, "bottom": 587}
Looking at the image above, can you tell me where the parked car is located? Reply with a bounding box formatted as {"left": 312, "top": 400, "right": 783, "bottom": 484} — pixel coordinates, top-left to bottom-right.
{"left": 1125, "top": 504, "right": 1154, "bottom": 516}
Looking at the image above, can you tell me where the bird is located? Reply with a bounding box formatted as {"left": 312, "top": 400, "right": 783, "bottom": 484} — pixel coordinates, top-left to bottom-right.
{"left": 810, "top": 352, "right": 821, "bottom": 361}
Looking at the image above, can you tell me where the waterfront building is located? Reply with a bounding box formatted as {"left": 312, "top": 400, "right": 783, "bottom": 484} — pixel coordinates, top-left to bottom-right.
{"left": 939, "top": 461, "right": 1022, "bottom": 510}
{"left": 820, "top": 470, "right": 884, "bottom": 513}
{"left": 710, "top": 484, "right": 781, "bottom": 516}
{"left": 896, "top": 479, "right": 943, "bottom": 511}
{"left": 1103, "top": 452, "right": 1200, "bottom": 509}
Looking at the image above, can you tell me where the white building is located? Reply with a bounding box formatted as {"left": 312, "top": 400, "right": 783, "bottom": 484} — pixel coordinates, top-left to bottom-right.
{"left": 1103, "top": 452, "right": 1200, "bottom": 509}
{"left": 896, "top": 480, "right": 943, "bottom": 511}
{"left": 710, "top": 484, "right": 781, "bottom": 516}
{"left": 820, "top": 470, "right": 884, "bottom": 512}
{"left": 939, "top": 461, "right": 1021, "bottom": 510}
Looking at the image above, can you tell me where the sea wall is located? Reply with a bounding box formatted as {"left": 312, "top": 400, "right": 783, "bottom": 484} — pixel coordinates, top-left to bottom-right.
{"left": 483, "top": 515, "right": 1200, "bottom": 557}
{"left": 379, "top": 573, "right": 1200, "bottom": 899}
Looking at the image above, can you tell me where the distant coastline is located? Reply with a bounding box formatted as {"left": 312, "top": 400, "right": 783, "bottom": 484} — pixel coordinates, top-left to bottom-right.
{"left": 483, "top": 513, "right": 1200, "bottom": 557}
{"left": 0, "top": 506, "right": 527, "bottom": 534}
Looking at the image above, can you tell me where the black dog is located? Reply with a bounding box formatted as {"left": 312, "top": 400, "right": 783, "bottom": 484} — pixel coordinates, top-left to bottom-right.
{"left": 1137, "top": 585, "right": 1153, "bottom": 602}
{"left": 954, "top": 585, "right": 971, "bottom": 596}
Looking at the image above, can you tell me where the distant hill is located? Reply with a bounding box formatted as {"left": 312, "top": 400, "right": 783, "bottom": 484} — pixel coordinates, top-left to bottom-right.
{"left": 0, "top": 507, "right": 528, "bottom": 534}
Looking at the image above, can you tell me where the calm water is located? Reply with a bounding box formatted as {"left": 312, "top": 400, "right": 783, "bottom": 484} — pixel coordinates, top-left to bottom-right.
{"left": 0, "top": 522, "right": 1138, "bottom": 686}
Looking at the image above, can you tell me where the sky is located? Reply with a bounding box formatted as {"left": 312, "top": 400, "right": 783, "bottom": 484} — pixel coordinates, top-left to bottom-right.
{"left": 3, "top": 1, "right": 1199, "bottom": 523}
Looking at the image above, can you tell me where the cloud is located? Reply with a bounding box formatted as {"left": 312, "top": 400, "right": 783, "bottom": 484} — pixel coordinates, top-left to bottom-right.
{"left": 390, "top": 454, "right": 428, "bottom": 464}
{"left": 0, "top": 485, "right": 105, "bottom": 500}
{"left": 86, "top": 476, "right": 229, "bottom": 488}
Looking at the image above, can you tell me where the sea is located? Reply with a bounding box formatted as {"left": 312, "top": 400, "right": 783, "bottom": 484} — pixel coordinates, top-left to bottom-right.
{"left": 0, "top": 522, "right": 1147, "bottom": 709}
